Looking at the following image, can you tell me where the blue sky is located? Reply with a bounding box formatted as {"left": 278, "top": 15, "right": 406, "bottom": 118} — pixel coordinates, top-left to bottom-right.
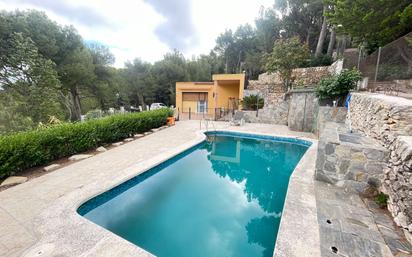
{"left": 0, "top": 0, "right": 275, "bottom": 67}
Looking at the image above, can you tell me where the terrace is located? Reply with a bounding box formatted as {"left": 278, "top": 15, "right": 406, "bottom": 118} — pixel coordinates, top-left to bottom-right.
{"left": 0, "top": 121, "right": 318, "bottom": 257}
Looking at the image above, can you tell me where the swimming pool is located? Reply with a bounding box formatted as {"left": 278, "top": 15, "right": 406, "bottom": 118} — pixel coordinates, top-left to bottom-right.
{"left": 78, "top": 131, "right": 310, "bottom": 257}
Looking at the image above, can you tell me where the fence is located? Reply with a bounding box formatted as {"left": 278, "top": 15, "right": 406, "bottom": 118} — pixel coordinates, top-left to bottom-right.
{"left": 177, "top": 107, "right": 236, "bottom": 121}
{"left": 358, "top": 32, "right": 412, "bottom": 98}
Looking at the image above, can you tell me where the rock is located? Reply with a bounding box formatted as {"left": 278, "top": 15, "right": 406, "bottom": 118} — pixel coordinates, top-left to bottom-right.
{"left": 394, "top": 212, "right": 409, "bottom": 228}
{"left": 1, "top": 176, "right": 28, "bottom": 186}
{"left": 112, "top": 142, "right": 123, "bottom": 146}
{"left": 68, "top": 154, "right": 92, "bottom": 161}
{"left": 151, "top": 128, "right": 160, "bottom": 132}
{"left": 134, "top": 134, "right": 144, "bottom": 138}
{"left": 124, "top": 138, "right": 134, "bottom": 142}
{"left": 325, "top": 143, "right": 335, "bottom": 155}
{"left": 43, "top": 164, "right": 61, "bottom": 172}
{"left": 404, "top": 230, "right": 412, "bottom": 246}
{"left": 144, "top": 131, "right": 152, "bottom": 136}
{"left": 96, "top": 146, "right": 107, "bottom": 152}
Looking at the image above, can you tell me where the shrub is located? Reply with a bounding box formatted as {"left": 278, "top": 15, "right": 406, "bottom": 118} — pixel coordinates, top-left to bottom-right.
{"left": 0, "top": 109, "right": 170, "bottom": 178}
{"left": 166, "top": 108, "right": 174, "bottom": 117}
{"left": 375, "top": 192, "right": 389, "bottom": 208}
{"left": 84, "top": 109, "right": 104, "bottom": 120}
{"left": 303, "top": 54, "right": 333, "bottom": 67}
{"left": 242, "top": 95, "right": 264, "bottom": 110}
{"left": 315, "top": 69, "right": 362, "bottom": 104}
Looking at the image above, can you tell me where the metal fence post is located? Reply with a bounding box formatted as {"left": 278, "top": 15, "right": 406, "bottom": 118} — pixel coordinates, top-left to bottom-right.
{"left": 189, "top": 107, "right": 191, "bottom": 120}
{"left": 256, "top": 95, "right": 259, "bottom": 117}
{"left": 374, "top": 47, "right": 382, "bottom": 82}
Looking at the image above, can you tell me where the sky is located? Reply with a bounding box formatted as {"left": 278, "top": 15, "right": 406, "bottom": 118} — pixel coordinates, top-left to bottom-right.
{"left": 0, "top": 0, "right": 275, "bottom": 67}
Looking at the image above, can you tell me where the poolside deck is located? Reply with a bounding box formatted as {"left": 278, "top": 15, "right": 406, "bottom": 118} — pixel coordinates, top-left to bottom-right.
{"left": 0, "top": 121, "right": 316, "bottom": 257}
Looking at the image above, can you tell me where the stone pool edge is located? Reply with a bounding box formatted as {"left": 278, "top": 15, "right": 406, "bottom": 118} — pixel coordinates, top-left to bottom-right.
{"left": 21, "top": 129, "right": 319, "bottom": 257}
{"left": 274, "top": 138, "right": 320, "bottom": 257}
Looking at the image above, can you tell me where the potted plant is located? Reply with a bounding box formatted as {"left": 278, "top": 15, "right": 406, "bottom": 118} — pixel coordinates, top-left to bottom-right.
{"left": 166, "top": 108, "right": 175, "bottom": 125}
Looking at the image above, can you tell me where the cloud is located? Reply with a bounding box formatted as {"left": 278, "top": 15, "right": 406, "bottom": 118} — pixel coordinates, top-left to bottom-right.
{"left": 144, "top": 0, "right": 198, "bottom": 52}
{"left": 5, "top": 0, "right": 111, "bottom": 27}
{"left": 0, "top": 0, "right": 275, "bottom": 67}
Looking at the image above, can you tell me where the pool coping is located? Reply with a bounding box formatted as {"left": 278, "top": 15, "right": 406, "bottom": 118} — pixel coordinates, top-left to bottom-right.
{"left": 20, "top": 128, "right": 320, "bottom": 257}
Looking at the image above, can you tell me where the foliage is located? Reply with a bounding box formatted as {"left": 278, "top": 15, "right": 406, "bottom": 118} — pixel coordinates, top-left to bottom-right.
{"left": 0, "top": 4, "right": 340, "bottom": 134}
{"left": 84, "top": 109, "right": 104, "bottom": 120}
{"left": 265, "top": 37, "right": 310, "bottom": 90}
{"left": 242, "top": 95, "right": 264, "bottom": 110}
{"left": 0, "top": 109, "right": 170, "bottom": 178}
{"left": 315, "top": 69, "right": 362, "bottom": 100}
{"left": 375, "top": 192, "right": 388, "bottom": 208}
{"left": 377, "top": 64, "right": 412, "bottom": 81}
{"left": 166, "top": 108, "right": 174, "bottom": 117}
{"left": 304, "top": 54, "right": 333, "bottom": 67}
{"left": 277, "top": 0, "right": 324, "bottom": 49}
{"left": 325, "top": 0, "right": 412, "bottom": 52}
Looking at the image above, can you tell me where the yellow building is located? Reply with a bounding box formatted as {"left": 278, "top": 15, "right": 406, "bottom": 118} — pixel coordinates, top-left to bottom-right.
{"left": 175, "top": 74, "right": 245, "bottom": 119}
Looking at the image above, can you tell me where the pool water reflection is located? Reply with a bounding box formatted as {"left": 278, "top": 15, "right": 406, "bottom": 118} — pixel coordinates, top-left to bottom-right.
{"left": 78, "top": 133, "right": 309, "bottom": 257}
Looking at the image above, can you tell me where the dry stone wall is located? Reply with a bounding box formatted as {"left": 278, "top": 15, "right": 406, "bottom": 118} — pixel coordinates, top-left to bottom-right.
{"left": 383, "top": 136, "right": 412, "bottom": 233}
{"left": 246, "top": 73, "right": 289, "bottom": 125}
{"left": 348, "top": 92, "right": 412, "bottom": 233}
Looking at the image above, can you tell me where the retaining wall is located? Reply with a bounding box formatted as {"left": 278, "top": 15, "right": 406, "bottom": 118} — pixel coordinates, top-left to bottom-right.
{"left": 348, "top": 92, "right": 412, "bottom": 233}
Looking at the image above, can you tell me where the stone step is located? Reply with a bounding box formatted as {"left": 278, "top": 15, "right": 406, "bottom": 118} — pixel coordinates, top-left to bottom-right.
{"left": 316, "top": 122, "right": 389, "bottom": 194}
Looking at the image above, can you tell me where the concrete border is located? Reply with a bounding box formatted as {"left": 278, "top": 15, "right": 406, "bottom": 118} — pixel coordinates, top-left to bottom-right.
{"left": 17, "top": 127, "right": 319, "bottom": 257}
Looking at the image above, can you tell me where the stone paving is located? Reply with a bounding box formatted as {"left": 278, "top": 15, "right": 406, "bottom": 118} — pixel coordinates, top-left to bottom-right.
{"left": 316, "top": 181, "right": 412, "bottom": 257}
{"left": 0, "top": 121, "right": 315, "bottom": 257}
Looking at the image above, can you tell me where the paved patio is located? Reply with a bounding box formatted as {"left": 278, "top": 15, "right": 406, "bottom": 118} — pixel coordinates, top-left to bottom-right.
{"left": 0, "top": 121, "right": 315, "bottom": 257}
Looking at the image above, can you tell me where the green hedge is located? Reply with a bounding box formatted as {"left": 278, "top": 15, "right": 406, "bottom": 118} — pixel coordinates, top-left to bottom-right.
{"left": 0, "top": 109, "right": 170, "bottom": 178}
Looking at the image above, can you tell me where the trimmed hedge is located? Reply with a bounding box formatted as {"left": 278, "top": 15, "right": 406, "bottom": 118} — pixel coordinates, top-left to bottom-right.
{"left": 0, "top": 109, "right": 170, "bottom": 178}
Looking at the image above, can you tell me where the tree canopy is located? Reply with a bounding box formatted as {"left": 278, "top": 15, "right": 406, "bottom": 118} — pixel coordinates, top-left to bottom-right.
{"left": 325, "top": 0, "right": 412, "bottom": 52}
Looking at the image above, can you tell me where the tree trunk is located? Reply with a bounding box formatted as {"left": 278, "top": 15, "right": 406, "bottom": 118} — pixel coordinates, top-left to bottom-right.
{"left": 327, "top": 27, "right": 336, "bottom": 56}
{"left": 138, "top": 94, "right": 146, "bottom": 110}
{"left": 306, "top": 26, "right": 311, "bottom": 46}
{"left": 70, "top": 87, "right": 82, "bottom": 121}
{"left": 315, "top": 7, "right": 328, "bottom": 57}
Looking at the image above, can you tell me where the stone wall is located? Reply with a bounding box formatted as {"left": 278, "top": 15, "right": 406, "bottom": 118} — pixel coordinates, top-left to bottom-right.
{"left": 246, "top": 73, "right": 289, "bottom": 125}
{"left": 382, "top": 136, "right": 412, "bottom": 233}
{"left": 316, "top": 106, "right": 347, "bottom": 135}
{"left": 348, "top": 93, "right": 412, "bottom": 147}
{"left": 316, "top": 122, "right": 389, "bottom": 194}
{"left": 348, "top": 92, "right": 412, "bottom": 232}
{"left": 245, "top": 62, "right": 343, "bottom": 130}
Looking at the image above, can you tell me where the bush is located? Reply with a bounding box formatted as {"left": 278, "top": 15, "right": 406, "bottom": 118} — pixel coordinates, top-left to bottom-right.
{"left": 315, "top": 69, "right": 362, "bottom": 103}
{"left": 0, "top": 109, "right": 170, "bottom": 178}
{"left": 375, "top": 192, "right": 389, "bottom": 208}
{"left": 84, "top": 109, "right": 104, "bottom": 120}
{"left": 303, "top": 54, "right": 333, "bottom": 68}
{"left": 242, "top": 95, "right": 264, "bottom": 110}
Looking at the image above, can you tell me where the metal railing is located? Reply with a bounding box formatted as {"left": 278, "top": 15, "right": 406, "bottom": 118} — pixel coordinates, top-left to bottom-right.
{"left": 358, "top": 32, "right": 412, "bottom": 98}
{"left": 177, "top": 107, "right": 236, "bottom": 121}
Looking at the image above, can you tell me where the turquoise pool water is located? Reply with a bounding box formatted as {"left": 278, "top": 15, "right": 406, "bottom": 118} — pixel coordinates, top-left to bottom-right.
{"left": 78, "top": 132, "right": 310, "bottom": 257}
